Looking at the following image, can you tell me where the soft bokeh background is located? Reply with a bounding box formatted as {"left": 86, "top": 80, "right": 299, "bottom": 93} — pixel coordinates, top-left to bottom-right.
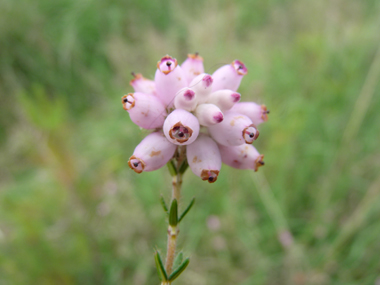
{"left": 1, "top": 0, "right": 380, "bottom": 284}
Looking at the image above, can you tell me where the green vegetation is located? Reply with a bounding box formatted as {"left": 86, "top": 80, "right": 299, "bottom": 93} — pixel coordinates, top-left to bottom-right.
{"left": 1, "top": 0, "right": 380, "bottom": 284}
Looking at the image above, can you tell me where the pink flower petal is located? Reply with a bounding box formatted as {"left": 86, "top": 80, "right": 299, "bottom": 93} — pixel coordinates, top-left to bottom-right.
{"left": 130, "top": 73, "right": 157, "bottom": 95}
{"left": 188, "top": 73, "right": 214, "bottom": 103}
{"left": 219, "top": 144, "right": 264, "bottom": 171}
{"left": 174, "top": 87, "right": 198, "bottom": 111}
{"left": 121, "top": 92, "right": 166, "bottom": 129}
{"left": 230, "top": 102, "right": 269, "bottom": 125}
{"left": 187, "top": 134, "right": 221, "bottom": 183}
{"left": 180, "top": 53, "right": 205, "bottom": 84}
{"left": 195, "top": 103, "right": 224, "bottom": 126}
{"left": 207, "top": 112, "right": 259, "bottom": 146}
{"left": 206, "top": 90, "right": 241, "bottom": 111}
{"left": 155, "top": 55, "right": 187, "bottom": 108}
{"left": 163, "top": 109, "right": 200, "bottom": 145}
{"left": 212, "top": 60, "right": 248, "bottom": 92}
{"left": 128, "top": 132, "right": 177, "bottom": 173}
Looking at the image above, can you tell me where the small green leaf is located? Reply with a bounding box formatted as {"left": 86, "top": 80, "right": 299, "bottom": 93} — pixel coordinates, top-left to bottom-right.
{"left": 178, "top": 197, "right": 195, "bottom": 223}
{"left": 178, "top": 160, "right": 189, "bottom": 174}
{"left": 160, "top": 195, "right": 169, "bottom": 214}
{"left": 154, "top": 250, "right": 168, "bottom": 281}
{"left": 168, "top": 257, "right": 190, "bottom": 282}
{"left": 167, "top": 160, "right": 177, "bottom": 176}
{"left": 173, "top": 251, "right": 183, "bottom": 270}
{"left": 169, "top": 199, "right": 178, "bottom": 226}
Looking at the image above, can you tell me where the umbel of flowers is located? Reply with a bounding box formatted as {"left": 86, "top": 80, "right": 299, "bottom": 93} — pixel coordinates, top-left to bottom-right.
{"left": 123, "top": 54, "right": 269, "bottom": 183}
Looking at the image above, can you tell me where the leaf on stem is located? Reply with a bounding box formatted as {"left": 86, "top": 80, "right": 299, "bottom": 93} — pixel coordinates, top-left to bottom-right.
{"left": 178, "top": 197, "right": 195, "bottom": 223}
{"left": 168, "top": 257, "right": 190, "bottom": 282}
{"left": 178, "top": 159, "right": 189, "bottom": 174}
{"left": 169, "top": 199, "right": 178, "bottom": 226}
{"left": 160, "top": 195, "right": 169, "bottom": 214}
{"left": 154, "top": 250, "right": 168, "bottom": 281}
{"left": 173, "top": 251, "right": 184, "bottom": 270}
{"left": 167, "top": 160, "right": 178, "bottom": 176}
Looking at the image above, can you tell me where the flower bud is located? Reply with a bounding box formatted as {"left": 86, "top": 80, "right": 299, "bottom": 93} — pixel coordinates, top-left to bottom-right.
{"left": 230, "top": 102, "right": 269, "bottom": 125}
{"left": 163, "top": 109, "right": 200, "bottom": 145}
{"left": 212, "top": 60, "right": 248, "bottom": 92}
{"left": 187, "top": 134, "right": 221, "bottom": 183}
{"left": 155, "top": 55, "right": 187, "bottom": 108}
{"left": 174, "top": 87, "right": 198, "bottom": 111}
{"left": 206, "top": 90, "right": 241, "bottom": 111}
{"left": 121, "top": 92, "right": 166, "bottom": 129}
{"left": 219, "top": 144, "right": 264, "bottom": 171}
{"left": 128, "top": 132, "right": 177, "bottom": 173}
{"left": 188, "top": 73, "right": 213, "bottom": 103}
{"left": 194, "top": 103, "right": 224, "bottom": 126}
{"left": 180, "top": 53, "right": 205, "bottom": 84}
{"left": 130, "top": 73, "right": 157, "bottom": 95}
{"left": 208, "top": 112, "right": 259, "bottom": 146}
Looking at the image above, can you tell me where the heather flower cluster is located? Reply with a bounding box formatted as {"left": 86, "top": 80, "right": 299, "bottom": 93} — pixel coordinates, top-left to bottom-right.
{"left": 122, "top": 54, "right": 269, "bottom": 183}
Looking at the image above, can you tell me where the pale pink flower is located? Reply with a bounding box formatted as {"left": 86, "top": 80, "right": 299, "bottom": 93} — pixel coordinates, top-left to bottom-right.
{"left": 128, "top": 132, "right": 177, "bottom": 173}
{"left": 122, "top": 54, "right": 268, "bottom": 182}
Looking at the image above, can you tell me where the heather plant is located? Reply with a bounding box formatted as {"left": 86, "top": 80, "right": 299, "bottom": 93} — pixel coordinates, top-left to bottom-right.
{"left": 122, "top": 54, "right": 268, "bottom": 283}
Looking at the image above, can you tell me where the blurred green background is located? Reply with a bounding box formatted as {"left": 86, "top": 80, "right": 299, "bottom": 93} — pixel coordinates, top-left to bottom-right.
{"left": 1, "top": 0, "right": 380, "bottom": 284}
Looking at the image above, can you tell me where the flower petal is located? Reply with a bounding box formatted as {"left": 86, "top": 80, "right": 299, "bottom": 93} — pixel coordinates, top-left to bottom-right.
{"left": 194, "top": 103, "right": 224, "bottom": 126}
{"left": 207, "top": 112, "right": 259, "bottom": 146}
{"left": 174, "top": 87, "right": 198, "bottom": 111}
{"left": 155, "top": 55, "right": 187, "bottom": 108}
{"left": 206, "top": 89, "right": 241, "bottom": 111}
{"left": 122, "top": 92, "right": 166, "bottom": 129}
{"left": 188, "top": 73, "right": 213, "bottom": 103}
{"left": 212, "top": 60, "right": 248, "bottom": 92}
{"left": 130, "top": 73, "right": 157, "bottom": 95}
{"left": 180, "top": 53, "right": 205, "bottom": 84}
{"left": 219, "top": 144, "right": 264, "bottom": 171}
{"left": 230, "top": 102, "right": 269, "bottom": 125}
{"left": 187, "top": 134, "right": 221, "bottom": 183}
{"left": 128, "top": 132, "right": 177, "bottom": 173}
{"left": 163, "top": 109, "right": 200, "bottom": 145}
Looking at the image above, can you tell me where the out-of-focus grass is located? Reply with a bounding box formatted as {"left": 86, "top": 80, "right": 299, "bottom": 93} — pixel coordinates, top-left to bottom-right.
{"left": 1, "top": 0, "right": 380, "bottom": 284}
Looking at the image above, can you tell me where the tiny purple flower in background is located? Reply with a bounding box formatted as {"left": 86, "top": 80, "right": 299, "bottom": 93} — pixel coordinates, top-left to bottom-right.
{"left": 123, "top": 53, "right": 269, "bottom": 183}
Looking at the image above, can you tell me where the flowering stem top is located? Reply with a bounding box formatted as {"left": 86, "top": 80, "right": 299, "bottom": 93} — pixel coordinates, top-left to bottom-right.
{"left": 122, "top": 53, "right": 269, "bottom": 283}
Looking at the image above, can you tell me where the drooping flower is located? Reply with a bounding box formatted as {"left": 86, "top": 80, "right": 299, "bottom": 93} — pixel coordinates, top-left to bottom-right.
{"left": 123, "top": 53, "right": 269, "bottom": 182}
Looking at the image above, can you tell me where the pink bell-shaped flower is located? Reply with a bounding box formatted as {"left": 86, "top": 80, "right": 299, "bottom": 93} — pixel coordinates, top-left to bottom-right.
{"left": 208, "top": 112, "right": 259, "bottom": 146}
{"left": 163, "top": 109, "right": 200, "bottom": 145}
{"left": 219, "top": 144, "right": 264, "bottom": 171}
{"left": 187, "top": 134, "right": 222, "bottom": 183}
{"left": 128, "top": 132, "right": 177, "bottom": 173}
{"left": 188, "top": 73, "right": 213, "bottom": 103}
{"left": 230, "top": 102, "right": 269, "bottom": 126}
{"left": 194, "top": 103, "right": 224, "bottom": 126}
{"left": 212, "top": 60, "right": 248, "bottom": 92}
{"left": 121, "top": 93, "right": 166, "bottom": 129}
{"left": 130, "top": 73, "right": 157, "bottom": 95}
{"left": 206, "top": 89, "right": 241, "bottom": 111}
{"left": 155, "top": 55, "right": 187, "bottom": 108}
{"left": 180, "top": 53, "right": 205, "bottom": 84}
{"left": 174, "top": 88, "right": 198, "bottom": 111}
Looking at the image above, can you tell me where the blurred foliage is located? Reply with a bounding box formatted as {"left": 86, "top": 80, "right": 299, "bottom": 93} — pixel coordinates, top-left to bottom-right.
{"left": 1, "top": 0, "right": 380, "bottom": 284}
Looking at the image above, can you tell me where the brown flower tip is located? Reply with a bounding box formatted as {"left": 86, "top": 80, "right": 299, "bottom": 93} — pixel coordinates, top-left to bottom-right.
{"left": 129, "top": 73, "right": 143, "bottom": 86}
{"left": 243, "top": 124, "right": 259, "bottom": 144}
{"left": 261, "top": 105, "right": 269, "bottom": 122}
{"left": 128, "top": 155, "right": 145, "bottom": 173}
{"left": 188, "top": 53, "right": 203, "bottom": 61}
{"left": 169, "top": 122, "right": 193, "bottom": 143}
{"left": 201, "top": 170, "right": 219, "bottom": 183}
{"left": 232, "top": 60, "right": 248, "bottom": 75}
{"left": 121, "top": 93, "right": 135, "bottom": 111}
{"left": 254, "top": 154, "right": 265, "bottom": 172}
{"left": 157, "top": 55, "right": 178, "bottom": 75}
